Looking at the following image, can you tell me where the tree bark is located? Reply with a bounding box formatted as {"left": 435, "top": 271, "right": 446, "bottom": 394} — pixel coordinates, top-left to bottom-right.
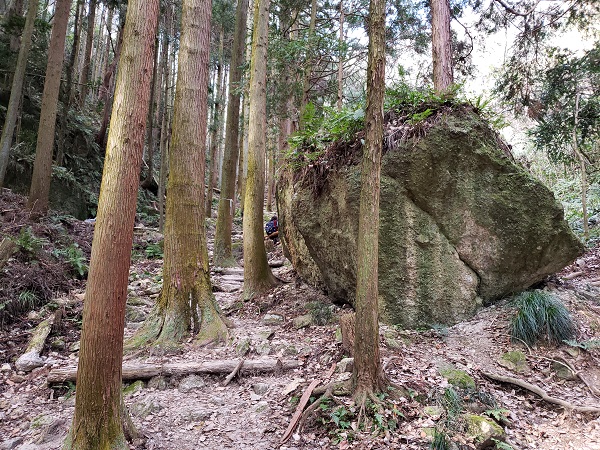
{"left": 55, "top": 0, "right": 83, "bottom": 166}
{"left": 337, "top": 1, "right": 344, "bottom": 110}
{"left": 0, "top": 0, "right": 38, "bottom": 187}
{"left": 27, "top": 0, "right": 72, "bottom": 218}
{"left": 63, "top": 0, "right": 159, "bottom": 448}
{"left": 141, "top": 35, "right": 160, "bottom": 190}
{"left": 352, "top": 0, "right": 387, "bottom": 397}
{"left": 79, "top": 0, "right": 97, "bottom": 104}
{"left": 299, "top": 0, "right": 318, "bottom": 129}
{"left": 242, "top": 0, "right": 277, "bottom": 299}
{"left": 95, "top": 20, "right": 124, "bottom": 148}
{"left": 157, "top": 3, "right": 173, "bottom": 233}
{"left": 128, "top": 0, "right": 227, "bottom": 349}
{"left": 213, "top": 0, "right": 249, "bottom": 264}
{"left": 206, "top": 26, "right": 225, "bottom": 218}
{"left": 431, "top": 0, "right": 453, "bottom": 94}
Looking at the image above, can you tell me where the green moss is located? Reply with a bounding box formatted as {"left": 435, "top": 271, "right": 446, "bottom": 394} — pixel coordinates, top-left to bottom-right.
{"left": 464, "top": 414, "right": 505, "bottom": 444}
{"left": 123, "top": 380, "right": 145, "bottom": 397}
{"left": 438, "top": 367, "right": 476, "bottom": 390}
{"left": 500, "top": 351, "right": 528, "bottom": 373}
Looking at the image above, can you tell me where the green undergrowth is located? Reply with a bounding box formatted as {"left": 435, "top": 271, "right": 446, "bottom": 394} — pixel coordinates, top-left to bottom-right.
{"left": 510, "top": 290, "right": 575, "bottom": 347}
{"left": 312, "top": 390, "right": 405, "bottom": 445}
{"left": 285, "top": 82, "right": 507, "bottom": 173}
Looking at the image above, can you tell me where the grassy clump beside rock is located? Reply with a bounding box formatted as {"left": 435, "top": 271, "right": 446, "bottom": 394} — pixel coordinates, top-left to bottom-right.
{"left": 510, "top": 290, "right": 575, "bottom": 347}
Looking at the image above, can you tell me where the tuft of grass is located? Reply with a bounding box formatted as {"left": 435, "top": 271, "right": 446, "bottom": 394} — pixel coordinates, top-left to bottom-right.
{"left": 430, "top": 429, "right": 451, "bottom": 450}
{"left": 510, "top": 290, "right": 575, "bottom": 347}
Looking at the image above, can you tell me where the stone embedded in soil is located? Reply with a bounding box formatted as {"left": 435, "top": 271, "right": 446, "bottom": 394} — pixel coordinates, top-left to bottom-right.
{"left": 15, "top": 352, "right": 45, "bottom": 372}
{"left": 262, "top": 314, "right": 284, "bottom": 325}
{"left": 292, "top": 314, "right": 313, "bottom": 329}
{"left": 148, "top": 376, "right": 168, "bottom": 390}
{"left": 498, "top": 350, "right": 529, "bottom": 373}
{"left": 178, "top": 374, "right": 205, "bottom": 393}
{"left": 253, "top": 383, "right": 270, "bottom": 395}
{"left": 0, "top": 437, "right": 23, "bottom": 450}
{"left": 465, "top": 413, "right": 505, "bottom": 448}
{"left": 337, "top": 357, "right": 354, "bottom": 373}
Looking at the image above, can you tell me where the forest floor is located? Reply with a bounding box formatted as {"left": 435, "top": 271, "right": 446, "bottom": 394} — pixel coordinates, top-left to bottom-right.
{"left": 1, "top": 192, "right": 600, "bottom": 450}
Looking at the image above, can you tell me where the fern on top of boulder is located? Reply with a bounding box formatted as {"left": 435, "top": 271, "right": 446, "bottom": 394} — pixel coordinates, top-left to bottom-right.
{"left": 510, "top": 290, "right": 575, "bottom": 347}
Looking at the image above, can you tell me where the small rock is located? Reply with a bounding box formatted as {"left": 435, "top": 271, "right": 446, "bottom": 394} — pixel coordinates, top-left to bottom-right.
{"left": 465, "top": 414, "right": 505, "bottom": 449}
{"left": 437, "top": 363, "right": 476, "bottom": 389}
{"left": 15, "top": 351, "right": 45, "bottom": 372}
{"left": 552, "top": 361, "right": 576, "bottom": 380}
{"left": 253, "top": 383, "right": 269, "bottom": 395}
{"left": 236, "top": 338, "right": 251, "bottom": 356}
{"left": 178, "top": 375, "right": 205, "bottom": 393}
{"left": 262, "top": 314, "right": 284, "bottom": 325}
{"left": 1, "top": 363, "right": 11, "bottom": 372}
{"left": 423, "top": 406, "right": 444, "bottom": 420}
{"left": 292, "top": 314, "right": 313, "bottom": 329}
{"left": 10, "top": 374, "right": 26, "bottom": 384}
{"left": 498, "top": 351, "right": 529, "bottom": 373}
{"left": 254, "top": 401, "right": 269, "bottom": 412}
{"left": 123, "top": 380, "right": 145, "bottom": 396}
{"left": 69, "top": 341, "right": 80, "bottom": 352}
{"left": 50, "top": 337, "right": 66, "bottom": 349}
{"left": 250, "top": 393, "right": 261, "bottom": 401}
{"left": 181, "top": 408, "right": 212, "bottom": 422}
{"left": 337, "top": 358, "right": 354, "bottom": 373}
{"left": 147, "top": 376, "right": 168, "bottom": 391}
{"left": 0, "top": 437, "right": 23, "bottom": 450}
{"left": 130, "top": 395, "right": 163, "bottom": 418}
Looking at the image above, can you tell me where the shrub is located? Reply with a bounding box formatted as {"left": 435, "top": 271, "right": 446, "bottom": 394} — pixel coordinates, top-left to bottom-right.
{"left": 510, "top": 290, "right": 575, "bottom": 347}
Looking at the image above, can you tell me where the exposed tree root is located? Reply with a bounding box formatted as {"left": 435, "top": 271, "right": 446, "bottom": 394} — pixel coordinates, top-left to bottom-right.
{"left": 482, "top": 370, "right": 600, "bottom": 414}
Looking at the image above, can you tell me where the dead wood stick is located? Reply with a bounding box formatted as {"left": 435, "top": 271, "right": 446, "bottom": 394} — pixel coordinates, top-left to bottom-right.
{"left": 16, "top": 315, "right": 55, "bottom": 372}
{"left": 481, "top": 371, "right": 600, "bottom": 414}
{"left": 48, "top": 358, "right": 302, "bottom": 385}
{"left": 222, "top": 359, "right": 245, "bottom": 386}
{"left": 562, "top": 271, "right": 584, "bottom": 280}
{"left": 280, "top": 379, "right": 320, "bottom": 445}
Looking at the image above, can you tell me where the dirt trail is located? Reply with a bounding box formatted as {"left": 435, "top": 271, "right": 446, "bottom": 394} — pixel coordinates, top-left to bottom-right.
{"left": 1, "top": 216, "right": 600, "bottom": 449}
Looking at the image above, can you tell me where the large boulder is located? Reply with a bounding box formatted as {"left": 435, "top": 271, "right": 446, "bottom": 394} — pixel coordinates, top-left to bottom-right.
{"left": 278, "top": 106, "right": 583, "bottom": 328}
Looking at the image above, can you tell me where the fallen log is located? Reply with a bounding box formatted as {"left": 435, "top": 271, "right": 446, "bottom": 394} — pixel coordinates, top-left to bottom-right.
{"left": 48, "top": 358, "right": 302, "bottom": 385}
{"left": 482, "top": 370, "right": 600, "bottom": 414}
{"left": 16, "top": 314, "right": 55, "bottom": 372}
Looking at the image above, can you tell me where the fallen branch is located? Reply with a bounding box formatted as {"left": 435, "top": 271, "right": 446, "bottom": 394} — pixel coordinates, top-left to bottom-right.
{"left": 16, "top": 314, "right": 55, "bottom": 372}
{"left": 481, "top": 371, "right": 600, "bottom": 414}
{"left": 222, "top": 359, "right": 245, "bottom": 386}
{"left": 48, "top": 358, "right": 302, "bottom": 385}
{"left": 562, "top": 271, "right": 584, "bottom": 280}
{"left": 280, "top": 379, "right": 320, "bottom": 445}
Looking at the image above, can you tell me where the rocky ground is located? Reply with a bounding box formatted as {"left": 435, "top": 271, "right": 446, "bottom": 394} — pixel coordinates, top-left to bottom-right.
{"left": 1, "top": 194, "right": 600, "bottom": 450}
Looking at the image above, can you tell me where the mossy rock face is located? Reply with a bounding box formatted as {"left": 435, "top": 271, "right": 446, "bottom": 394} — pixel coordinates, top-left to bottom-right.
{"left": 465, "top": 413, "right": 505, "bottom": 446}
{"left": 438, "top": 366, "right": 476, "bottom": 390}
{"left": 499, "top": 351, "right": 529, "bottom": 373}
{"left": 278, "top": 107, "right": 583, "bottom": 328}
{"left": 123, "top": 380, "right": 145, "bottom": 396}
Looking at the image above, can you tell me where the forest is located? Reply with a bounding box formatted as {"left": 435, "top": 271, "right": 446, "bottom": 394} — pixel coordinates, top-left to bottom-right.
{"left": 0, "top": 0, "right": 599, "bottom": 449}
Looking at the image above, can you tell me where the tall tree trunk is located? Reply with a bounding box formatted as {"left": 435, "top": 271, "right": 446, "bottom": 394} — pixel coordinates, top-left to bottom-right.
{"left": 97, "top": 5, "right": 113, "bottom": 101}
{"left": 0, "top": 0, "right": 38, "bottom": 187}
{"left": 27, "top": 0, "right": 72, "bottom": 218}
{"left": 206, "top": 26, "right": 224, "bottom": 218}
{"left": 265, "top": 131, "right": 275, "bottom": 211}
{"left": 242, "top": 0, "right": 277, "bottom": 299}
{"left": 141, "top": 35, "right": 160, "bottom": 190}
{"left": 128, "top": 0, "right": 227, "bottom": 349}
{"left": 213, "top": 0, "right": 249, "bottom": 264}
{"left": 236, "top": 97, "right": 246, "bottom": 211}
{"left": 299, "top": 0, "right": 318, "bottom": 129}
{"left": 572, "top": 92, "right": 589, "bottom": 241}
{"left": 95, "top": 21, "right": 124, "bottom": 148}
{"left": 79, "top": 0, "right": 97, "bottom": 104}
{"left": 337, "top": 1, "right": 344, "bottom": 111}
{"left": 55, "top": 0, "right": 83, "bottom": 167}
{"left": 431, "top": 0, "right": 453, "bottom": 94}
{"left": 7, "top": 0, "right": 24, "bottom": 52}
{"left": 158, "top": 2, "right": 174, "bottom": 233}
{"left": 352, "top": 0, "right": 387, "bottom": 398}
{"left": 63, "top": 0, "right": 159, "bottom": 448}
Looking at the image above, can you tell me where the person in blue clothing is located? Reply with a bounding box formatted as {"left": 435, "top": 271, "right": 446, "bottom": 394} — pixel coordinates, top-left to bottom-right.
{"left": 265, "top": 215, "right": 279, "bottom": 245}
